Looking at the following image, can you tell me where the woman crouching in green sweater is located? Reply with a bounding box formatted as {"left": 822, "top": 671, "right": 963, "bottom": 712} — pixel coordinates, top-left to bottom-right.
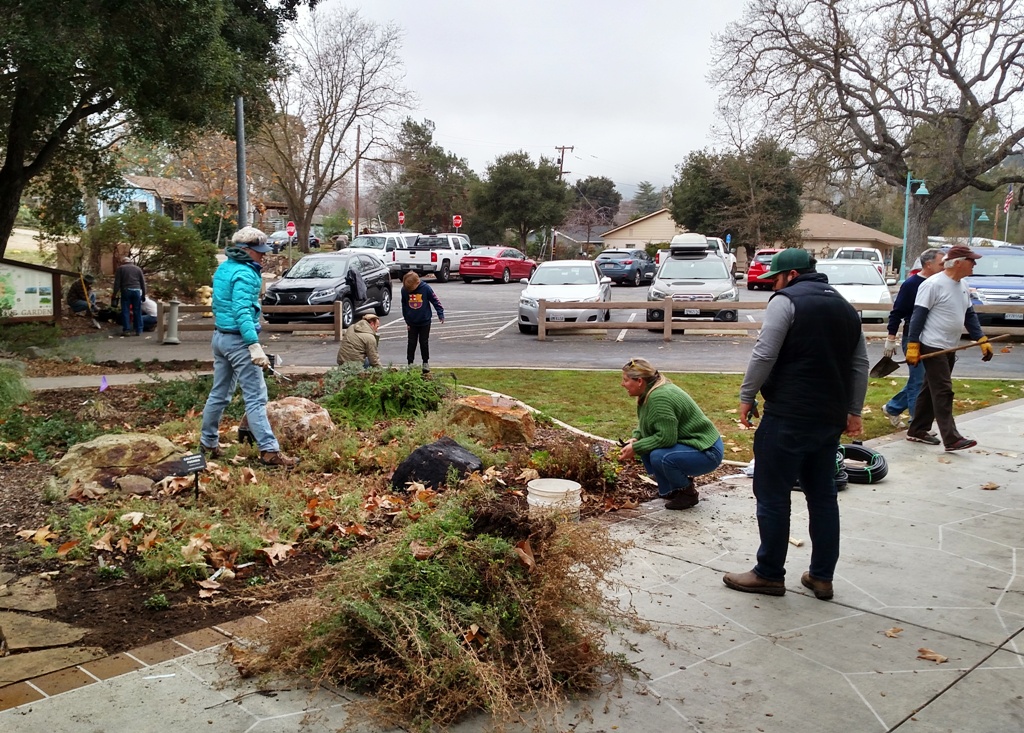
{"left": 619, "top": 357, "right": 724, "bottom": 510}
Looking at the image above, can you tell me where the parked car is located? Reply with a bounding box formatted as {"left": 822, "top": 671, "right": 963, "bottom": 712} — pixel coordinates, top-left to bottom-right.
{"left": 646, "top": 241, "right": 739, "bottom": 326}
{"left": 261, "top": 250, "right": 392, "bottom": 329}
{"left": 517, "top": 260, "right": 612, "bottom": 334}
{"left": 746, "top": 248, "right": 781, "bottom": 290}
{"left": 349, "top": 231, "right": 421, "bottom": 270}
{"left": 816, "top": 259, "right": 893, "bottom": 322}
{"left": 267, "top": 230, "right": 321, "bottom": 254}
{"left": 594, "top": 248, "right": 657, "bottom": 286}
{"left": 460, "top": 246, "right": 536, "bottom": 283}
{"left": 834, "top": 246, "right": 885, "bottom": 277}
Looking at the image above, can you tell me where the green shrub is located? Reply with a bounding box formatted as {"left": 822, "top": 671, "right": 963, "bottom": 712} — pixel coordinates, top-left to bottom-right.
{"left": 0, "top": 411, "right": 106, "bottom": 460}
{"left": 321, "top": 367, "right": 452, "bottom": 428}
{"left": 143, "top": 593, "right": 170, "bottom": 611}
{"left": 0, "top": 365, "right": 30, "bottom": 411}
{"left": 0, "top": 322, "right": 61, "bottom": 354}
{"left": 139, "top": 374, "right": 281, "bottom": 419}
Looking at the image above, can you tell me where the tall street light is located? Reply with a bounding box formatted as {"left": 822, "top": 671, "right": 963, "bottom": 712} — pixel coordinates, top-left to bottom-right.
{"left": 968, "top": 204, "right": 990, "bottom": 246}
{"left": 900, "top": 172, "right": 930, "bottom": 282}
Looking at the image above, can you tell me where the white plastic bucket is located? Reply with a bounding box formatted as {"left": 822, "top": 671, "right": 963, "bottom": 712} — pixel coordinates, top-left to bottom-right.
{"left": 527, "top": 478, "right": 582, "bottom": 521}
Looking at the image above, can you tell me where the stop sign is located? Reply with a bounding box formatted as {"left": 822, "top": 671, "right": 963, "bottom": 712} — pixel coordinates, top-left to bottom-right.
{"left": 397, "top": 211, "right": 405, "bottom": 225}
{"left": 285, "top": 221, "right": 296, "bottom": 237}
{"left": 452, "top": 214, "right": 463, "bottom": 228}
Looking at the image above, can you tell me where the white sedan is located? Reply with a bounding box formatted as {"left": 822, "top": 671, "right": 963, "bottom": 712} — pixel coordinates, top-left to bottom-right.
{"left": 517, "top": 260, "right": 612, "bottom": 334}
{"left": 816, "top": 259, "right": 894, "bottom": 322}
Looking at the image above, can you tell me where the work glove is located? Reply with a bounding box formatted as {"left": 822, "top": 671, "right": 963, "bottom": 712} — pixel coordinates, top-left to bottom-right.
{"left": 978, "top": 336, "right": 994, "bottom": 362}
{"left": 248, "top": 343, "right": 270, "bottom": 368}
{"left": 905, "top": 342, "right": 921, "bottom": 366}
{"left": 883, "top": 337, "right": 898, "bottom": 358}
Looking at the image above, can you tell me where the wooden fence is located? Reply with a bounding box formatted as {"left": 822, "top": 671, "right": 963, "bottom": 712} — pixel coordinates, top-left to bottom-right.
{"left": 156, "top": 302, "right": 346, "bottom": 343}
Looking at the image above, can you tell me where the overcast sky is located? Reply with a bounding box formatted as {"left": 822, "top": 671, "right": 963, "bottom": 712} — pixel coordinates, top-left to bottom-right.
{"left": 342, "top": 0, "right": 749, "bottom": 197}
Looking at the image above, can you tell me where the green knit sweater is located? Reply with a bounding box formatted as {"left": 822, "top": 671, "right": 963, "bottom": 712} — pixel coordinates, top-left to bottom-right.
{"left": 630, "top": 381, "right": 720, "bottom": 455}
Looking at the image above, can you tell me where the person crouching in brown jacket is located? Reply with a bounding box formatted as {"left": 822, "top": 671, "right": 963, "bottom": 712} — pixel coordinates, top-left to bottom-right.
{"left": 337, "top": 314, "right": 381, "bottom": 367}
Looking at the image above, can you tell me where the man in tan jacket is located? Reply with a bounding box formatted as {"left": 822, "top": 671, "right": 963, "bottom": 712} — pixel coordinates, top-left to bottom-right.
{"left": 337, "top": 314, "right": 381, "bottom": 367}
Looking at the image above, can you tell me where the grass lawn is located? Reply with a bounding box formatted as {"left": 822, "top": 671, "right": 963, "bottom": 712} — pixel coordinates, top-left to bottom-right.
{"left": 450, "top": 369, "right": 1022, "bottom": 462}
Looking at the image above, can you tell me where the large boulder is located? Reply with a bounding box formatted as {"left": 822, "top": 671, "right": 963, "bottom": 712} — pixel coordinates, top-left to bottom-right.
{"left": 265, "top": 396, "right": 335, "bottom": 450}
{"left": 391, "top": 436, "right": 484, "bottom": 491}
{"left": 449, "top": 394, "right": 536, "bottom": 444}
{"left": 53, "top": 433, "right": 187, "bottom": 489}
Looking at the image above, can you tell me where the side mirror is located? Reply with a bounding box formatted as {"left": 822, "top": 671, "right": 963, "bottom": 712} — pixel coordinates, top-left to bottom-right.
{"left": 520, "top": 278, "right": 530, "bottom": 285}
{"left": 600, "top": 276, "right": 613, "bottom": 284}
{"left": 886, "top": 278, "right": 897, "bottom": 286}
{"left": 735, "top": 272, "right": 744, "bottom": 281}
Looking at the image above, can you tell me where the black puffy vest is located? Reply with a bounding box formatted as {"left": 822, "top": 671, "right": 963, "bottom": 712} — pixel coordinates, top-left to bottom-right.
{"left": 761, "top": 273, "right": 862, "bottom": 427}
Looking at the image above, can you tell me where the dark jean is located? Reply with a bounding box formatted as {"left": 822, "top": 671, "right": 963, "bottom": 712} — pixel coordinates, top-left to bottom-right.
{"left": 885, "top": 332, "right": 925, "bottom": 419}
{"left": 752, "top": 412, "right": 843, "bottom": 582}
{"left": 407, "top": 321, "right": 432, "bottom": 364}
{"left": 640, "top": 437, "right": 724, "bottom": 496}
{"left": 121, "top": 288, "right": 143, "bottom": 334}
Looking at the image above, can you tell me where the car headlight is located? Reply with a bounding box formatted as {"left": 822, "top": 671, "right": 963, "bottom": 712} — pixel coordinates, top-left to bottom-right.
{"left": 714, "top": 288, "right": 738, "bottom": 301}
{"left": 520, "top": 297, "right": 538, "bottom": 309}
{"left": 879, "top": 292, "right": 892, "bottom": 304}
{"left": 649, "top": 288, "right": 668, "bottom": 300}
{"left": 580, "top": 295, "right": 600, "bottom": 303}
{"left": 310, "top": 288, "right": 336, "bottom": 301}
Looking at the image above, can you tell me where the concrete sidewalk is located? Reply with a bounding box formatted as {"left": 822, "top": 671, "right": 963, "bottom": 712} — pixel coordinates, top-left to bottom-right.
{"left": 3, "top": 399, "right": 1023, "bottom": 731}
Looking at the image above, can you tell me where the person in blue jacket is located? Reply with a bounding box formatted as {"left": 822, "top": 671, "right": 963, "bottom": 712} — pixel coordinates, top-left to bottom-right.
{"left": 199, "top": 227, "right": 297, "bottom": 467}
{"left": 401, "top": 271, "right": 444, "bottom": 373}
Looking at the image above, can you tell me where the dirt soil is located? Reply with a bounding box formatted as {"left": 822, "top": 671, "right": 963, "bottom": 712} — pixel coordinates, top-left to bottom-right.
{"left": 0, "top": 380, "right": 735, "bottom": 658}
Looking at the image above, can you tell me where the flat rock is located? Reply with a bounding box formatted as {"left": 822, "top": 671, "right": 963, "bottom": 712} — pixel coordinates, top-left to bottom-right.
{"left": 0, "top": 611, "right": 87, "bottom": 650}
{"left": 0, "top": 571, "right": 14, "bottom": 586}
{"left": 0, "top": 576, "right": 57, "bottom": 612}
{"left": 0, "top": 646, "right": 106, "bottom": 686}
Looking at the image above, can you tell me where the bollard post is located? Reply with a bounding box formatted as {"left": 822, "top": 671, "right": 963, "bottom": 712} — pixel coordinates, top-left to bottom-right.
{"left": 163, "top": 300, "right": 181, "bottom": 345}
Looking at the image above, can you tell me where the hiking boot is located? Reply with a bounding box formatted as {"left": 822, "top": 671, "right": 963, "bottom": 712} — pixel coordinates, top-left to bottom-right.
{"left": 259, "top": 450, "right": 299, "bottom": 467}
{"left": 723, "top": 570, "right": 786, "bottom": 596}
{"left": 801, "top": 571, "right": 834, "bottom": 600}
{"left": 907, "top": 432, "right": 941, "bottom": 445}
{"left": 421, "top": 362, "right": 431, "bottom": 374}
{"left": 945, "top": 438, "right": 977, "bottom": 452}
{"left": 882, "top": 406, "right": 905, "bottom": 428}
{"left": 199, "top": 443, "right": 224, "bottom": 459}
{"left": 664, "top": 486, "right": 699, "bottom": 510}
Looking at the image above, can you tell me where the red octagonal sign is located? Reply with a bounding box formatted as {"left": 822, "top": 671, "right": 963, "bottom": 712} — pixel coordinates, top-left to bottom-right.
{"left": 452, "top": 214, "right": 463, "bottom": 228}
{"left": 285, "top": 221, "right": 296, "bottom": 237}
{"left": 397, "top": 211, "right": 405, "bottom": 225}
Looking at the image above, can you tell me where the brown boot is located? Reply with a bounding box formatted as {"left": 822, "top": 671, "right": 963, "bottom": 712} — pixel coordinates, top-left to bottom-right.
{"left": 800, "top": 571, "right": 834, "bottom": 600}
{"left": 664, "top": 486, "right": 699, "bottom": 510}
{"left": 723, "top": 570, "right": 786, "bottom": 596}
{"left": 259, "top": 450, "right": 299, "bottom": 467}
{"left": 200, "top": 443, "right": 224, "bottom": 459}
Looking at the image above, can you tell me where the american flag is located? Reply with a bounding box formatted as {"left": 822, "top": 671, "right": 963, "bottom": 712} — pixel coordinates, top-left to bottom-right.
{"left": 1004, "top": 185, "right": 1015, "bottom": 214}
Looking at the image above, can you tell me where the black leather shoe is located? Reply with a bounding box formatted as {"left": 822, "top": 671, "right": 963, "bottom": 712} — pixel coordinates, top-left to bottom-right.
{"left": 664, "top": 486, "right": 699, "bottom": 510}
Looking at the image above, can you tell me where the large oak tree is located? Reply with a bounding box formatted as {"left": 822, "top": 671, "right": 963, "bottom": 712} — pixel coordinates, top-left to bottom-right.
{"left": 713, "top": 0, "right": 1024, "bottom": 265}
{"left": 0, "top": 0, "right": 315, "bottom": 257}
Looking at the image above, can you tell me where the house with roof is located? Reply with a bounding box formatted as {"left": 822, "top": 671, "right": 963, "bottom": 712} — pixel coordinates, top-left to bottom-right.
{"left": 797, "top": 212, "right": 902, "bottom": 271}
{"left": 597, "top": 208, "right": 685, "bottom": 250}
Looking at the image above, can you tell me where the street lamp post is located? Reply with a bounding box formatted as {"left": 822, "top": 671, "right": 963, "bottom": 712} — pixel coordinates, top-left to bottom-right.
{"left": 900, "top": 172, "right": 930, "bottom": 282}
{"left": 968, "top": 204, "right": 990, "bottom": 246}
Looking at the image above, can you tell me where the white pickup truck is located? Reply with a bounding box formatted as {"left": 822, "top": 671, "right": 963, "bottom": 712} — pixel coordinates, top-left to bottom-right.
{"left": 655, "top": 233, "right": 737, "bottom": 275}
{"left": 391, "top": 233, "right": 473, "bottom": 282}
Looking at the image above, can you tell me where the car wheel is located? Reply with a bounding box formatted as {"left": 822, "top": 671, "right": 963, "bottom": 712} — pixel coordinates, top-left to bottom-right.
{"left": 496, "top": 268, "right": 511, "bottom": 284}
{"left": 518, "top": 323, "right": 537, "bottom": 334}
{"left": 374, "top": 288, "right": 392, "bottom": 316}
{"left": 462, "top": 276, "right": 475, "bottom": 284}
{"left": 340, "top": 297, "right": 355, "bottom": 329}
{"left": 437, "top": 262, "right": 451, "bottom": 282}
{"left": 631, "top": 270, "right": 641, "bottom": 287}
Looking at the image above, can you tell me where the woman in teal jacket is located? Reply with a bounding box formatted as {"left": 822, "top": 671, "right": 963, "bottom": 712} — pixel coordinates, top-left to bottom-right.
{"left": 199, "top": 227, "right": 297, "bottom": 467}
{"left": 619, "top": 357, "right": 723, "bottom": 509}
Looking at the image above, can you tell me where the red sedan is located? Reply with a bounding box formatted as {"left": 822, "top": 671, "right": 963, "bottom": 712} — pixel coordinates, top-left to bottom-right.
{"left": 746, "top": 248, "right": 780, "bottom": 290}
{"left": 460, "top": 247, "right": 537, "bottom": 284}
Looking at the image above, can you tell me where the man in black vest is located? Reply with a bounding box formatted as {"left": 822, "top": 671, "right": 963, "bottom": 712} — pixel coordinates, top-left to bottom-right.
{"left": 724, "top": 248, "right": 868, "bottom": 601}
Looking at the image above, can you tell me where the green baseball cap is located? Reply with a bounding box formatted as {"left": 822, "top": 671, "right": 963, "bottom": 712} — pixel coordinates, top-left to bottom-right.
{"left": 758, "top": 248, "right": 812, "bottom": 279}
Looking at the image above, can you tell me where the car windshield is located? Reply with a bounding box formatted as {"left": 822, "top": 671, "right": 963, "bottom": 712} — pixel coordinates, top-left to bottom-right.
{"left": 284, "top": 258, "right": 349, "bottom": 279}
{"left": 350, "top": 236, "right": 386, "bottom": 250}
{"left": 659, "top": 258, "right": 730, "bottom": 279}
{"left": 416, "top": 236, "right": 447, "bottom": 248}
{"left": 470, "top": 247, "right": 503, "bottom": 257}
{"left": 971, "top": 254, "right": 1024, "bottom": 277}
{"left": 754, "top": 253, "right": 776, "bottom": 264}
{"left": 596, "top": 252, "right": 632, "bottom": 261}
{"left": 818, "top": 262, "right": 884, "bottom": 285}
{"left": 836, "top": 250, "right": 880, "bottom": 261}
{"left": 531, "top": 266, "right": 597, "bottom": 285}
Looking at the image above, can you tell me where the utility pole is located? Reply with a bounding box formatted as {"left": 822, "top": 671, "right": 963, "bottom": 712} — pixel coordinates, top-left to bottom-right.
{"left": 353, "top": 125, "right": 361, "bottom": 239}
{"left": 551, "top": 145, "right": 573, "bottom": 259}
{"left": 235, "top": 96, "right": 247, "bottom": 229}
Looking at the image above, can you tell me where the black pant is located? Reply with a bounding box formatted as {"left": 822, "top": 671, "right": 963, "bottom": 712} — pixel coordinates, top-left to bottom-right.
{"left": 908, "top": 345, "right": 962, "bottom": 447}
{"left": 407, "top": 321, "right": 431, "bottom": 364}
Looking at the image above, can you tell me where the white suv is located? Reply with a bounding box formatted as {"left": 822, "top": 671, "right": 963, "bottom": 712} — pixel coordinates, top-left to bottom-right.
{"left": 834, "top": 246, "right": 885, "bottom": 277}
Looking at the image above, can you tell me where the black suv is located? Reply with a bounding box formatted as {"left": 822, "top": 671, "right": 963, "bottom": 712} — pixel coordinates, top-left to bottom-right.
{"left": 262, "top": 251, "right": 392, "bottom": 328}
